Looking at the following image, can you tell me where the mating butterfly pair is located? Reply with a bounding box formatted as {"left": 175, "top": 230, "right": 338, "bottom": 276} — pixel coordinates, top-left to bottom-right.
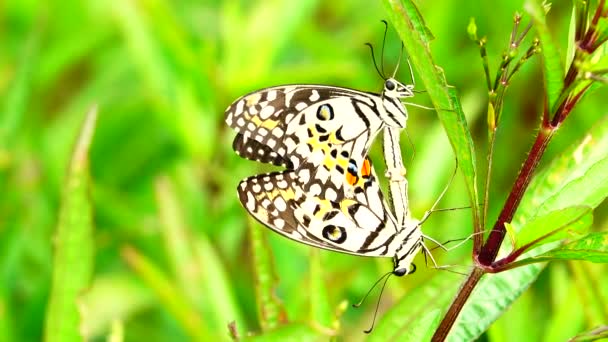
{"left": 224, "top": 72, "right": 426, "bottom": 276}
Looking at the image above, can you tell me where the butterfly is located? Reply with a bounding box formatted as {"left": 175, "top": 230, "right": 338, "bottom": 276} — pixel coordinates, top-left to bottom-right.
{"left": 224, "top": 74, "right": 428, "bottom": 275}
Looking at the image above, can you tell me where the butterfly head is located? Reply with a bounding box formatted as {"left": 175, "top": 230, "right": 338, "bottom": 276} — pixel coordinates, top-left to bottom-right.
{"left": 391, "top": 220, "right": 423, "bottom": 277}
{"left": 380, "top": 78, "right": 414, "bottom": 128}
{"left": 383, "top": 78, "right": 414, "bottom": 99}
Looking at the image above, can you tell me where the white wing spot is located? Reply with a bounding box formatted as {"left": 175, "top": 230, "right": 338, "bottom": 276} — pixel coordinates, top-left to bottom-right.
{"left": 260, "top": 105, "right": 275, "bottom": 119}
{"left": 235, "top": 100, "right": 244, "bottom": 115}
{"left": 263, "top": 182, "right": 273, "bottom": 191}
{"left": 252, "top": 184, "right": 261, "bottom": 193}
{"left": 267, "top": 90, "right": 277, "bottom": 101}
{"left": 274, "top": 197, "right": 287, "bottom": 211}
{"left": 273, "top": 127, "right": 284, "bottom": 138}
{"left": 309, "top": 90, "right": 320, "bottom": 101}
{"left": 299, "top": 169, "right": 310, "bottom": 183}
{"left": 277, "top": 180, "right": 288, "bottom": 189}
{"left": 325, "top": 187, "right": 337, "bottom": 201}
{"left": 295, "top": 102, "right": 307, "bottom": 111}
{"left": 246, "top": 192, "right": 256, "bottom": 211}
{"left": 274, "top": 218, "right": 285, "bottom": 229}
{"left": 247, "top": 123, "right": 256, "bottom": 131}
{"left": 236, "top": 117, "right": 245, "bottom": 127}
{"left": 258, "top": 128, "right": 268, "bottom": 136}
{"left": 309, "top": 183, "right": 321, "bottom": 196}
{"left": 266, "top": 138, "right": 277, "bottom": 148}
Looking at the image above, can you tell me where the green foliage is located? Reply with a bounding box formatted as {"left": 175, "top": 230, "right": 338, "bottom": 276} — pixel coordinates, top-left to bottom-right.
{"left": 1, "top": 0, "right": 607, "bottom": 341}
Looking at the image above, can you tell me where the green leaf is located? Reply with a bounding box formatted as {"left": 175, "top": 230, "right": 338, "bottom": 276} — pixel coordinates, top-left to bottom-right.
{"left": 526, "top": 0, "right": 564, "bottom": 110}
{"left": 383, "top": 0, "right": 481, "bottom": 232}
{"left": 43, "top": 106, "right": 97, "bottom": 342}
{"left": 518, "top": 232, "right": 608, "bottom": 264}
{"left": 370, "top": 272, "right": 459, "bottom": 341}
{"left": 537, "top": 157, "right": 608, "bottom": 215}
{"left": 514, "top": 206, "right": 593, "bottom": 250}
{"left": 250, "top": 220, "right": 288, "bottom": 331}
{"left": 447, "top": 264, "right": 546, "bottom": 341}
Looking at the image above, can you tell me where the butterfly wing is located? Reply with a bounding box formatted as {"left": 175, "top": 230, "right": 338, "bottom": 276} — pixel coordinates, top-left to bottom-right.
{"left": 237, "top": 158, "right": 399, "bottom": 257}
{"left": 226, "top": 85, "right": 386, "bottom": 203}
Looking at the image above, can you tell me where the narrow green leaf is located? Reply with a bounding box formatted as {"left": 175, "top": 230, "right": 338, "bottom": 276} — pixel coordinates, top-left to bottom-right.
{"left": 44, "top": 106, "right": 97, "bottom": 342}
{"left": 514, "top": 206, "right": 593, "bottom": 250}
{"left": 249, "top": 220, "right": 288, "bottom": 331}
{"left": 383, "top": 0, "right": 481, "bottom": 231}
{"left": 526, "top": 0, "right": 564, "bottom": 110}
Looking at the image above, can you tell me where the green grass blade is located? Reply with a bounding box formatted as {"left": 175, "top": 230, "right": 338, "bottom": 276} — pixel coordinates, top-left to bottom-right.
{"left": 121, "top": 246, "right": 210, "bottom": 341}
{"left": 43, "top": 106, "right": 97, "bottom": 342}
{"left": 308, "top": 250, "right": 333, "bottom": 332}
{"left": 383, "top": 0, "right": 481, "bottom": 229}
{"left": 526, "top": 0, "right": 564, "bottom": 110}
{"left": 80, "top": 273, "right": 153, "bottom": 338}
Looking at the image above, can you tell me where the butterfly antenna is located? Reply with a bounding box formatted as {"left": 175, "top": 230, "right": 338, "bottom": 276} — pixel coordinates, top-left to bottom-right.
{"left": 365, "top": 43, "right": 385, "bottom": 79}
{"left": 352, "top": 271, "right": 392, "bottom": 308}
{"left": 380, "top": 20, "right": 389, "bottom": 77}
{"left": 392, "top": 42, "right": 404, "bottom": 78}
{"left": 364, "top": 272, "right": 392, "bottom": 334}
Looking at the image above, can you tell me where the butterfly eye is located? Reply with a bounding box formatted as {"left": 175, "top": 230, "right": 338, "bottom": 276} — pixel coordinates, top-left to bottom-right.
{"left": 384, "top": 79, "right": 396, "bottom": 91}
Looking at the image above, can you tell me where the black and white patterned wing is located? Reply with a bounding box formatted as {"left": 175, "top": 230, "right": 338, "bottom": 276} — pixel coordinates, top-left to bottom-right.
{"left": 225, "top": 85, "right": 386, "bottom": 202}
{"left": 237, "top": 158, "right": 400, "bottom": 256}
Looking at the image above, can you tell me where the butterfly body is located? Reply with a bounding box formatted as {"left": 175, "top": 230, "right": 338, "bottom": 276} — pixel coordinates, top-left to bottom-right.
{"left": 226, "top": 78, "right": 421, "bottom": 275}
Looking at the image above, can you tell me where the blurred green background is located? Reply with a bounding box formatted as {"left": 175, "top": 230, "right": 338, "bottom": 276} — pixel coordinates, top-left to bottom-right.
{"left": 1, "top": 0, "right": 607, "bottom": 341}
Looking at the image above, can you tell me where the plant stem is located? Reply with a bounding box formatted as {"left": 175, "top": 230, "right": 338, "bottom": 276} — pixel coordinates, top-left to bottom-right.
{"left": 431, "top": 268, "right": 485, "bottom": 342}
{"left": 478, "top": 125, "right": 555, "bottom": 265}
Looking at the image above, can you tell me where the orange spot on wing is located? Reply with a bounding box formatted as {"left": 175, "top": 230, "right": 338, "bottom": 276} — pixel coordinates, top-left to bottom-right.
{"left": 361, "top": 159, "right": 371, "bottom": 178}
{"left": 346, "top": 172, "right": 357, "bottom": 185}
